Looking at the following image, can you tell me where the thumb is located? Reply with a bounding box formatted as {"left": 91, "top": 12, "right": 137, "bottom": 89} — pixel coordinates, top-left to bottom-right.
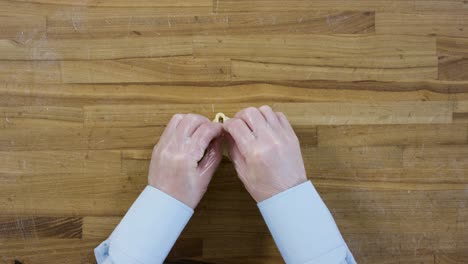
{"left": 198, "top": 135, "right": 223, "bottom": 179}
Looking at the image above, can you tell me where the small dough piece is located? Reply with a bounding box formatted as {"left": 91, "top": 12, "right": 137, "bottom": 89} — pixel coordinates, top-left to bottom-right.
{"left": 213, "top": 113, "right": 230, "bottom": 123}
{"left": 212, "top": 112, "right": 230, "bottom": 157}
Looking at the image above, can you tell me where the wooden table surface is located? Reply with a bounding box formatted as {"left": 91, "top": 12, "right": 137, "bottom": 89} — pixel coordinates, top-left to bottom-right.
{"left": 1, "top": 0, "right": 468, "bottom": 263}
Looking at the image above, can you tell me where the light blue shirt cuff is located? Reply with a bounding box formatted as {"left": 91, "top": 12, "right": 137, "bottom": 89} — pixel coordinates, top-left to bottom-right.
{"left": 258, "top": 181, "right": 356, "bottom": 264}
{"left": 95, "top": 185, "right": 193, "bottom": 264}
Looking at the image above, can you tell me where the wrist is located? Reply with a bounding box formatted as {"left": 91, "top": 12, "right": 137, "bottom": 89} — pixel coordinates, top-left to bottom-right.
{"left": 148, "top": 181, "right": 198, "bottom": 209}
{"left": 105, "top": 185, "right": 193, "bottom": 264}
{"left": 253, "top": 177, "right": 308, "bottom": 203}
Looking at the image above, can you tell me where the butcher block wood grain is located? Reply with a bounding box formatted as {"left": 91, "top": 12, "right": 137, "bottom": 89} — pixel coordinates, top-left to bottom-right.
{"left": 0, "top": 0, "right": 467, "bottom": 263}
{"left": 0, "top": 37, "right": 194, "bottom": 60}
{"left": 376, "top": 12, "right": 468, "bottom": 37}
{"left": 47, "top": 11, "right": 375, "bottom": 39}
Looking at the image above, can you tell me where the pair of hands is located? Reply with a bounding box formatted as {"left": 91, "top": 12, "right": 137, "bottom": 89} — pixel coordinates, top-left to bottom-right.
{"left": 148, "top": 106, "right": 307, "bottom": 209}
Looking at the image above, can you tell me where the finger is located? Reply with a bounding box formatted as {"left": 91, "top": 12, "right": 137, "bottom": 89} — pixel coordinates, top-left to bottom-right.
{"left": 236, "top": 107, "right": 267, "bottom": 133}
{"left": 259, "top": 105, "right": 281, "bottom": 128}
{"left": 177, "top": 114, "right": 210, "bottom": 138}
{"left": 226, "top": 134, "right": 246, "bottom": 170}
{"left": 160, "top": 114, "right": 184, "bottom": 142}
{"left": 276, "top": 112, "right": 295, "bottom": 135}
{"left": 223, "top": 118, "right": 255, "bottom": 155}
{"left": 192, "top": 122, "right": 223, "bottom": 155}
{"left": 198, "top": 136, "right": 223, "bottom": 179}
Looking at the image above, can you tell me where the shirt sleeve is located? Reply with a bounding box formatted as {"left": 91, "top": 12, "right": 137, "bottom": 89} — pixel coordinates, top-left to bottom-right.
{"left": 94, "top": 185, "right": 194, "bottom": 264}
{"left": 258, "top": 181, "right": 356, "bottom": 264}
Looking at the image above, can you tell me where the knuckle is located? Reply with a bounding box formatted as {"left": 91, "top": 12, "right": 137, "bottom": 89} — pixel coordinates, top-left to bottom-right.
{"left": 172, "top": 113, "right": 184, "bottom": 120}
{"left": 245, "top": 107, "right": 258, "bottom": 115}
{"left": 189, "top": 113, "right": 205, "bottom": 121}
{"left": 259, "top": 105, "right": 272, "bottom": 111}
{"left": 236, "top": 109, "right": 246, "bottom": 118}
{"left": 196, "top": 113, "right": 209, "bottom": 120}
{"left": 185, "top": 113, "right": 197, "bottom": 120}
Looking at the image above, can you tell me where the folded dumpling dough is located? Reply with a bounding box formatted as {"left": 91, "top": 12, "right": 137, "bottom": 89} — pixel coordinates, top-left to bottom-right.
{"left": 213, "top": 113, "right": 230, "bottom": 123}
{"left": 212, "top": 113, "right": 230, "bottom": 157}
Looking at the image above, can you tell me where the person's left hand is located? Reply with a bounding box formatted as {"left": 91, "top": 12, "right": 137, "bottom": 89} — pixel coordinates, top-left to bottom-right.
{"left": 148, "top": 114, "right": 223, "bottom": 209}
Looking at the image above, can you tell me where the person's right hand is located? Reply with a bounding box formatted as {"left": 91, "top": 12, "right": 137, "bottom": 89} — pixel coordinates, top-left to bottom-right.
{"left": 224, "top": 106, "right": 308, "bottom": 203}
{"left": 148, "top": 114, "right": 223, "bottom": 209}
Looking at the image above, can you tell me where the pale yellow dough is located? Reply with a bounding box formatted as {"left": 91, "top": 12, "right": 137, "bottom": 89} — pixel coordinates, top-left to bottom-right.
{"left": 213, "top": 113, "right": 230, "bottom": 123}
{"left": 212, "top": 113, "right": 230, "bottom": 157}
